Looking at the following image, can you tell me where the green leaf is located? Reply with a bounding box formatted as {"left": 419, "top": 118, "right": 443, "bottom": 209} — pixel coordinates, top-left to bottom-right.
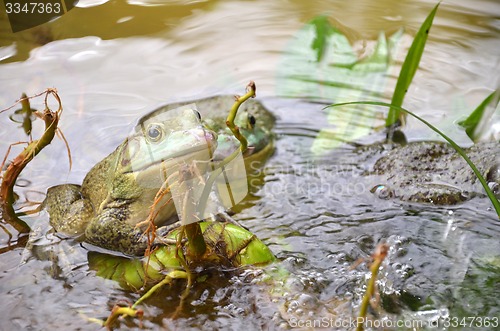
{"left": 89, "top": 221, "right": 275, "bottom": 290}
{"left": 279, "top": 4, "right": 442, "bottom": 149}
{"left": 386, "top": 2, "right": 440, "bottom": 127}
{"left": 277, "top": 16, "right": 357, "bottom": 99}
{"left": 276, "top": 16, "right": 402, "bottom": 155}
{"left": 353, "top": 31, "right": 389, "bottom": 72}
{"left": 458, "top": 90, "right": 500, "bottom": 142}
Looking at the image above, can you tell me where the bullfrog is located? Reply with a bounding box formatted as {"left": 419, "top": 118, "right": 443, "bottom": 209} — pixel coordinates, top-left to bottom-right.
{"left": 370, "top": 141, "right": 500, "bottom": 204}
{"left": 44, "top": 96, "right": 275, "bottom": 256}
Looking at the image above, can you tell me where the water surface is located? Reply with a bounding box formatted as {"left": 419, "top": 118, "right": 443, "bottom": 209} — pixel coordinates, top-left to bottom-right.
{"left": 1, "top": 0, "right": 499, "bottom": 330}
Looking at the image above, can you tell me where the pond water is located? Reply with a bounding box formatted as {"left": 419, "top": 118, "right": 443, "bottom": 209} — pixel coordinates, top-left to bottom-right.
{"left": 1, "top": 0, "right": 499, "bottom": 330}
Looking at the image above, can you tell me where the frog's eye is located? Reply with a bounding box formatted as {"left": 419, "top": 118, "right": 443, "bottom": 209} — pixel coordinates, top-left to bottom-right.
{"left": 146, "top": 124, "right": 164, "bottom": 143}
{"left": 248, "top": 114, "right": 256, "bottom": 128}
{"left": 195, "top": 110, "right": 202, "bottom": 120}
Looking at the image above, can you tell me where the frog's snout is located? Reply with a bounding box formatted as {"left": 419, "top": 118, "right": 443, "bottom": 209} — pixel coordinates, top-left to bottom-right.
{"left": 199, "top": 128, "right": 218, "bottom": 153}
{"left": 204, "top": 129, "right": 217, "bottom": 147}
{"left": 183, "top": 127, "right": 218, "bottom": 152}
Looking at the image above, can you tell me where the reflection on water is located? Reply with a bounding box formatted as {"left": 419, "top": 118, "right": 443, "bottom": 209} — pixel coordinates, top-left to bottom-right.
{"left": 1, "top": 0, "right": 499, "bottom": 329}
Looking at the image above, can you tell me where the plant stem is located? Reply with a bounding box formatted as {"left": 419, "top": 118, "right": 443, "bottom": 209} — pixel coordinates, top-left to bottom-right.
{"left": 357, "top": 243, "right": 389, "bottom": 331}
{"left": 177, "top": 166, "right": 207, "bottom": 259}
{"left": 181, "top": 82, "right": 257, "bottom": 261}
{"left": 1, "top": 90, "right": 62, "bottom": 233}
{"left": 196, "top": 81, "right": 257, "bottom": 222}
{"left": 132, "top": 270, "right": 187, "bottom": 309}
{"left": 184, "top": 222, "right": 206, "bottom": 259}
{"left": 225, "top": 81, "right": 256, "bottom": 152}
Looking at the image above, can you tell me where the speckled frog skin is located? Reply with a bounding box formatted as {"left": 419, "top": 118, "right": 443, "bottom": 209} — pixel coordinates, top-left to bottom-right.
{"left": 371, "top": 141, "right": 500, "bottom": 204}
{"left": 44, "top": 96, "right": 275, "bottom": 256}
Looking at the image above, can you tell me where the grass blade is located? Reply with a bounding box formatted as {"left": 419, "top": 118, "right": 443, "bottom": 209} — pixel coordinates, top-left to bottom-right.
{"left": 327, "top": 101, "right": 500, "bottom": 218}
{"left": 386, "top": 2, "right": 440, "bottom": 127}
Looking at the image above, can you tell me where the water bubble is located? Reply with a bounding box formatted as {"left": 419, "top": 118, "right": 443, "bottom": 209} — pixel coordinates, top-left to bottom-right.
{"left": 16, "top": 178, "right": 31, "bottom": 187}
{"left": 297, "top": 293, "right": 318, "bottom": 308}
{"left": 287, "top": 300, "right": 299, "bottom": 313}
{"left": 370, "top": 184, "right": 395, "bottom": 199}
{"left": 488, "top": 182, "right": 499, "bottom": 195}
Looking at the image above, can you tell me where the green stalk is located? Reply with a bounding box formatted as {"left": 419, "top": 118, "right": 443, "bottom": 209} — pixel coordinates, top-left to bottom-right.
{"left": 357, "top": 260, "right": 382, "bottom": 331}
{"left": 327, "top": 101, "right": 500, "bottom": 218}
{"left": 177, "top": 82, "right": 257, "bottom": 263}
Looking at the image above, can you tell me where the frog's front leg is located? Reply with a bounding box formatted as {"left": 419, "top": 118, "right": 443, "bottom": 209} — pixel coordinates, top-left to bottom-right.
{"left": 84, "top": 203, "right": 149, "bottom": 256}
{"left": 44, "top": 184, "right": 95, "bottom": 236}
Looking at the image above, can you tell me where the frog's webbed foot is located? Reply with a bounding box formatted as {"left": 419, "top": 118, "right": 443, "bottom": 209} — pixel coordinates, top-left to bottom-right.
{"left": 152, "top": 212, "right": 246, "bottom": 247}
{"left": 212, "top": 211, "right": 246, "bottom": 228}
{"left": 85, "top": 212, "right": 149, "bottom": 256}
{"left": 155, "top": 222, "right": 183, "bottom": 245}
{"left": 44, "top": 184, "right": 94, "bottom": 236}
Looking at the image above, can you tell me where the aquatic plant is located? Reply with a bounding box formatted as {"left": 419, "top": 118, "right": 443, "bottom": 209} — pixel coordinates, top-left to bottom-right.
{"left": 277, "top": 13, "right": 404, "bottom": 153}
{"left": 0, "top": 89, "right": 69, "bottom": 236}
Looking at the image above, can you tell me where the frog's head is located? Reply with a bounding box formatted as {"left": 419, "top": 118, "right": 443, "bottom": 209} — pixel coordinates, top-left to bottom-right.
{"left": 235, "top": 110, "right": 270, "bottom": 152}
{"left": 117, "top": 106, "right": 218, "bottom": 188}
{"left": 205, "top": 109, "right": 273, "bottom": 163}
